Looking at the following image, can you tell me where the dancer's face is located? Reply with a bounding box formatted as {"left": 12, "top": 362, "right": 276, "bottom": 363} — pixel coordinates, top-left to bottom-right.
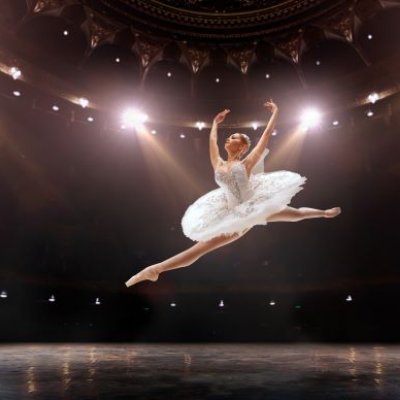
{"left": 224, "top": 133, "right": 248, "bottom": 156}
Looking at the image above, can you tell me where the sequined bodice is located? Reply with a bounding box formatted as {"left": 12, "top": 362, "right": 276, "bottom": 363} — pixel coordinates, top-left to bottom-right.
{"left": 215, "top": 162, "right": 254, "bottom": 208}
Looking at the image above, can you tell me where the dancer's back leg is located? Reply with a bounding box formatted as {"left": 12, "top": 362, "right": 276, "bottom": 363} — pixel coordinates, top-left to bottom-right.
{"left": 267, "top": 206, "right": 341, "bottom": 223}
{"left": 125, "top": 228, "right": 250, "bottom": 287}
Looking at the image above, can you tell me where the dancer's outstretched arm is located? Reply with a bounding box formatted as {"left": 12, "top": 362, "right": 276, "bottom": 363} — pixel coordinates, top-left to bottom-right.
{"left": 210, "top": 109, "right": 230, "bottom": 170}
{"left": 244, "top": 100, "right": 278, "bottom": 173}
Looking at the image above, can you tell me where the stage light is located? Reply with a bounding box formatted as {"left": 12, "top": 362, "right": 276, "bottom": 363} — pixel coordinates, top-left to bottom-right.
{"left": 218, "top": 300, "right": 224, "bottom": 308}
{"left": 316, "top": 60, "right": 321, "bottom": 66}
{"left": 180, "top": 133, "right": 185, "bottom": 139}
{"left": 0, "top": 290, "right": 7, "bottom": 299}
{"left": 272, "top": 129, "right": 277, "bottom": 136}
{"left": 368, "top": 34, "right": 373, "bottom": 40}
{"left": 13, "top": 90, "right": 21, "bottom": 97}
{"left": 252, "top": 122, "right": 258, "bottom": 130}
{"left": 215, "top": 77, "right": 220, "bottom": 83}
{"left": 63, "top": 30, "right": 69, "bottom": 36}
{"left": 170, "top": 302, "right": 177, "bottom": 307}
{"left": 367, "top": 110, "right": 374, "bottom": 117}
{"left": 10, "top": 67, "right": 22, "bottom": 80}
{"left": 269, "top": 300, "right": 276, "bottom": 306}
{"left": 79, "top": 97, "right": 89, "bottom": 108}
{"left": 300, "top": 107, "right": 322, "bottom": 131}
{"left": 196, "top": 121, "right": 205, "bottom": 130}
{"left": 167, "top": 71, "right": 172, "bottom": 77}
{"left": 368, "top": 92, "right": 379, "bottom": 104}
{"left": 87, "top": 116, "right": 94, "bottom": 122}
{"left": 52, "top": 105, "right": 60, "bottom": 112}
{"left": 265, "top": 73, "right": 270, "bottom": 79}
{"left": 115, "top": 57, "right": 121, "bottom": 63}
{"left": 48, "top": 295, "right": 56, "bottom": 302}
{"left": 151, "top": 129, "right": 157, "bottom": 135}
{"left": 346, "top": 295, "right": 352, "bottom": 302}
{"left": 121, "top": 108, "right": 148, "bottom": 130}
{"left": 333, "top": 120, "right": 339, "bottom": 126}
{"left": 95, "top": 297, "right": 101, "bottom": 305}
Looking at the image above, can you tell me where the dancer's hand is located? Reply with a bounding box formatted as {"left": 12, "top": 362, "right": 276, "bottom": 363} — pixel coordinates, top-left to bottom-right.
{"left": 213, "top": 109, "right": 230, "bottom": 124}
{"left": 264, "top": 99, "right": 278, "bottom": 113}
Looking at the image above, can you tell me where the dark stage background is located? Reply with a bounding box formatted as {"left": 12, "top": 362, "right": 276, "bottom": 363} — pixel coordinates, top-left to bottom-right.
{"left": 1, "top": 0, "right": 400, "bottom": 344}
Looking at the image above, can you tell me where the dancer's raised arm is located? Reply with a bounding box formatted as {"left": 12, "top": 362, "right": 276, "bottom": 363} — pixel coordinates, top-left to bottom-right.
{"left": 244, "top": 100, "right": 278, "bottom": 172}
{"left": 210, "top": 109, "right": 230, "bottom": 170}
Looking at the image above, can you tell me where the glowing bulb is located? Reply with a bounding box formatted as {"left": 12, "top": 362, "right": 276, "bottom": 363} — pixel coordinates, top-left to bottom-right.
{"left": 170, "top": 302, "right": 177, "bottom": 307}
{"left": 151, "top": 129, "right": 157, "bottom": 135}
{"left": 95, "top": 297, "right": 101, "bottom": 305}
{"left": 115, "top": 57, "right": 121, "bottom": 63}
{"left": 368, "top": 92, "right": 379, "bottom": 104}
{"left": 122, "top": 108, "right": 148, "bottom": 130}
{"left": 271, "top": 129, "right": 277, "bottom": 136}
{"left": 0, "top": 290, "right": 7, "bottom": 298}
{"left": 332, "top": 120, "right": 339, "bottom": 126}
{"left": 52, "top": 105, "right": 60, "bottom": 112}
{"left": 367, "top": 110, "right": 374, "bottom": 117}
{"left": 316, "top": 60, "right": 321, "bottom": 66}
{"left": 79, "top": 97, "right": 89, "bottom": 108}
{"left": 300, "top": 107, "right": 322, "bottom": 131}
{"left": 215, "top": 77, "right": 220, "bottom": 83}
{"left": 63, "top": 30, "right": 69, "bottom": 36}
{"left": 265, "top": 73, "right": 270, "bottom": 79}
{"left": 49, "top": 295, "right": 56, "bottom": 302}
{"left": 269, "top": 300, "right": 276, "bottom": 306}
{"left": 10, "top": 67, "right": 22, "bottom": 80}
{"left": 219, "top": 300, "right": 224, "bottom": 307}
{"left": 196, "top": 121, "right": 205, "bottom": 130}
{"left": 346, "top": 295, "right": 352, "bottom": 302}
{"left": 252, "top": 122, "right": 258, "bottom": 130}
{"left": 167, "top": 72, "right": 172, "bottom": 77}
{"left": 368, "top": 34, "right": 373, "bottom": 40}
{"left": 13, "top": 90, "right": 21, "bottom": 97}
{"left": 87, "top": 116, "right": 94, "bottom": 122}
{"left": 180, "top": 133, "right": 185, "bottom": 139}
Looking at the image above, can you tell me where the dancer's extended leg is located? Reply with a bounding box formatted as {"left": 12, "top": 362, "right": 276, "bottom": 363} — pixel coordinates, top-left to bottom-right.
{"left": 267, "top": 206, "right": 341, "bottom": 222}
{"left": 125, "top": 229, "right": 249, "bottom": 287}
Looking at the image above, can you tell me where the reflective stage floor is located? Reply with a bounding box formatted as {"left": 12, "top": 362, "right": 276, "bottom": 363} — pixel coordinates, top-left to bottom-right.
{"left": 0, "top": 344, "right": 399, "bottom": 399}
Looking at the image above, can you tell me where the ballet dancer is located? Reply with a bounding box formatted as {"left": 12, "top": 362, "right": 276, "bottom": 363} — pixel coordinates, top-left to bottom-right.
{"left": 125, "top": 100, "right": 341, "bottom": 287}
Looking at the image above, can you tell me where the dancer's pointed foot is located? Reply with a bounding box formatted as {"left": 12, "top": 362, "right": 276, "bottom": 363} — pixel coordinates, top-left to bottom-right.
{"left": 125, "top": 266, "right": 159, "bottom": 288}
{"left": 324, "top": 207, "right": 342, "bottom": 218}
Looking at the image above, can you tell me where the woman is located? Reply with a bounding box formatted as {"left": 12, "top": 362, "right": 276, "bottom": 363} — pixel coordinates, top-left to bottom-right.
{"left": 125, "top": 100, "right": 341, "bottom": 287}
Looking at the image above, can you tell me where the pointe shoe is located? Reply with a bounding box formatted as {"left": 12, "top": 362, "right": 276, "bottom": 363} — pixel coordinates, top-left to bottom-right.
{"left": 324, "top": 207, "right": 342, "bottom": 218}
{"left": 125, "top": 267, "right": 159, "bottom": 288}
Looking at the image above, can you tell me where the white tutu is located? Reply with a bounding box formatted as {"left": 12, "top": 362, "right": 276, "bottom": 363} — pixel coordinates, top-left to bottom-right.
{"left": 181, "top": 149, "right": 307, "bottom": 242}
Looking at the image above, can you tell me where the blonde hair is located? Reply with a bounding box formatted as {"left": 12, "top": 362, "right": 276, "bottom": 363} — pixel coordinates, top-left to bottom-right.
{"left": 236, "top": 133, "right": 251, "bottom": 154}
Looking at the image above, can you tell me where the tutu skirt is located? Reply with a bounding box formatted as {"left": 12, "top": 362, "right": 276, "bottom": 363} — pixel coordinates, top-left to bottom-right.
{"left": 181, "top": 170, "right": 307, "bottom": 242}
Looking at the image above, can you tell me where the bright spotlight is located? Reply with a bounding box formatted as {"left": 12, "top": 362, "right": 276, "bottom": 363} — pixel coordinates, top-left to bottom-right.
{"left": 300, "top": 108, "right": 322, "bottom": 131}
{"left": 122, "top": 108, "right": 148, "bottom": 130}
{"left": 0, "top": 290, "right": 7, "bottom": 299}
{"left": 151, "top": 129, "right": 157, "bottom": 135}
{"left": 48, "top": 294, "right": 56, "bottom": 302}
{"left": 346, "top": 295, "right": 352, "bottom": 302}
{"left": 13, "top": 90, "right": 21, "bottom": 97}
{"left": 63, "top": 30, "right": 69, "bottom": 36}
{"left": 368, "top": 92, "right": 379, "bottom": 104}
{"left": 269, "top": 300, "right": 276, "bottom": 306}
{"left": 219, "top": 300, "right": 224, "bottom": 308}
{"left": 367, "top": 34, "right": 373, "bottom": 40}
{"left": 95, "top": 297, "right": 101, "bottom": 305}
{"left": 252, "top": 122, "right": 258, "bottom": 130}
{"left": 52, "top": 105, "right": 60, "bottom": 112}
{"left": 179, "top": 133, "right": 185, "bottom": 139}
{"left": 196, "top": 121, "right": 205, "bottom": 130}
{"left": 332, "top": 120, "right": 339, "bottom": 126}
{"left": 79, "top": 97, "right": 89, "bottom": 108}
{"left": 367, "top": 110, "right": 374, "bottom": 117}
{"left": 10, "top": 67, "right": 22, "bottom": 80}
{"left": 272, "top": 129, "right": 277, "bottom": 136}
{"left": 87, "top": 116, "right": 94, "bottom": 122}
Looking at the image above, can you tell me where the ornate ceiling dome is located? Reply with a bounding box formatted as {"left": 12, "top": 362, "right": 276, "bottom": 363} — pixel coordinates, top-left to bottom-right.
{"left": 82, "top": 0, "right": 349, "bottom": 41}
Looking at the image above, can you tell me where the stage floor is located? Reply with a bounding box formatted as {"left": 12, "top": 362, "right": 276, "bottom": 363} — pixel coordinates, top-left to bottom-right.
{"left": 0, "top": 343, "right": 399, "bottom": 399}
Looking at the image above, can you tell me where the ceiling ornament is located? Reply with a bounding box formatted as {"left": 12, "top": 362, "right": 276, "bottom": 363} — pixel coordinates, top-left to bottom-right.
{"left": 81, "top": 8, "right": 120, "bottom": 53}
{"left": 226, "top": 45, "right": 257, "bottom": 74}
{"left": 180, "top": 44, "right": 210, "bottom": 75}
